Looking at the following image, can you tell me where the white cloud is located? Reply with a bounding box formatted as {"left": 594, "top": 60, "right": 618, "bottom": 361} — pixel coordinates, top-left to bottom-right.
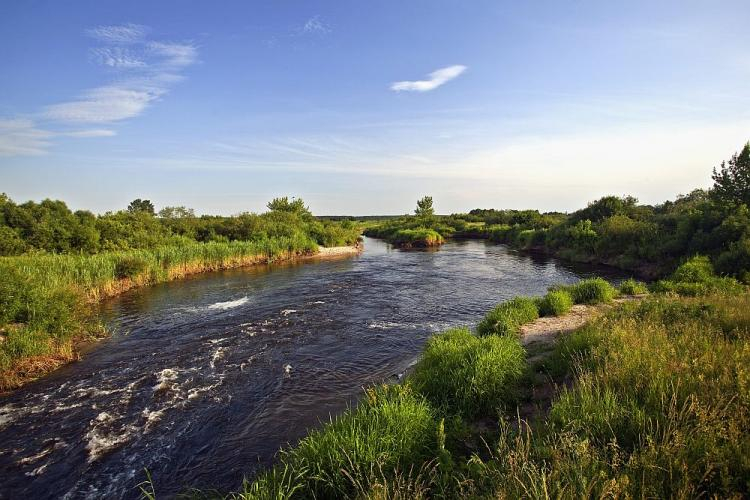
{"left": 62, "top": 129, "right": 116, "bottom": 138}
{"left": 148, "top": 42, "right": 198, "bottom": 67}
{"left": 90, "top": 47, "right": 146, "bottom": 68}
{"left": 0, "top": 119, "right": 52, "bottom": 156}
{"left": 391, "top": 65, "right": 467, "bottom": 92}
{"left": 41, "top": 26, "right": 198, "bottom": 126}
{"left": 45, "top": 86, "right": 159, "bottom": 123}
{"left": 301, "top": 15, "right": 330, "bottom": 35}
{"left": 86, "top": 23, "right": 148, "bottom": 44}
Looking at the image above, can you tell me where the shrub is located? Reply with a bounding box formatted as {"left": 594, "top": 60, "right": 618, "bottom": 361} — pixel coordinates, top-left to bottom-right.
{"left": 245, "top": 384, "right": 436, "bottom": 498}
{"left": 114, "top": 255, "right": 149, "bottom": 279}
{"left": 538, "top": 289, "right": 574, "bottom": 316}
{"left": 476, "top": 297, "right": 539, "bottom": 336}
{"left": 618, "top": 278, "right": 649, "bottom": 295}
{"left": 671, "top": 255, "right": 714, "bottom": 283}
{"left": 391, "top": 228, "right": 444, "bottom": 248}
{"left": 568, "top": 278, "right": 616, "bottom": 304}
{"left": 410, "top": 327, "right": 526, "bottom": 417}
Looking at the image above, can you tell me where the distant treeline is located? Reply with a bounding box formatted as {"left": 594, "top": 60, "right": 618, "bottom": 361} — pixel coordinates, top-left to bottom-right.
{"left": 366, "top": 141, "right": 750, "bottom": 279}
{"left": 0, "top": 196, "right": 360, "bottom": 255}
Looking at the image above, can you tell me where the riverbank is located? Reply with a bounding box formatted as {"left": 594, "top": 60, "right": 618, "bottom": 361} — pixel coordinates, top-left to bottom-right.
{"left": 0, "top": 242, "right": 362, "bottom": 392}
{"left": 233, "top": 257, "right": 749, "bottom": 498}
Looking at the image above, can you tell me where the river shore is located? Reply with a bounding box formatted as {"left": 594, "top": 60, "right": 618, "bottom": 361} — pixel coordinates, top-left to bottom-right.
{"left": 1, "top": 243, "right": 363, "bottom": 393}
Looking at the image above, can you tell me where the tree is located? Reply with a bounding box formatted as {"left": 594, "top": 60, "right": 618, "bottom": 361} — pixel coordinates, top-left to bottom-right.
{"left": 266, "top": 197, "right": 311, "bottom": 217}
{"left": 415, "top": 196, "right": 435, "bottom": 220}
{"left": 127, "top": 199, "right": 155, "bottom": 215}
{"left": 158, "top": 206, "right": 195, "bottom": 218}
{"left": 711, "top": 142, "right": 750, "bottom": 208}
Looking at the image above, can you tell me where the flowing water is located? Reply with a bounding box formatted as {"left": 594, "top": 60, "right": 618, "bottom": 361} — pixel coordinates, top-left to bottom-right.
{"left": 0, "top": 237, "right": 626, "bottom": 499}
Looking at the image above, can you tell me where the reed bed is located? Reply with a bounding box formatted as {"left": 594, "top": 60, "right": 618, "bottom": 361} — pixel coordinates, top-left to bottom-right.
{"left": 0, "top": 236, "right": 318, "bottom": 390}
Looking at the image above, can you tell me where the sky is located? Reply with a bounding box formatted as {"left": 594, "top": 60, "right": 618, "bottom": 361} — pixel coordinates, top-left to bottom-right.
{"left": 1, "top": 1, "right": 749, "bottom": 215}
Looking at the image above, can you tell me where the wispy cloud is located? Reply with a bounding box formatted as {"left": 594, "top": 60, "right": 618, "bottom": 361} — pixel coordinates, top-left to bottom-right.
{"left": 43, "top": 26, "right": 197, "bottom": 124}
{"left": 391, "top": 65, "right": 467, "bottom": 92}
{"left": 301, "top": 15, "right": 331, "bottom": 35}
{"left": 0, "top": 24, "right": 198, "bottom": 155}
{"left": 0, "top": 119, "right": 52, "bottom": 156}
{"left": 86, "top": 23, "right": 148, "bottom": 44}
{"left": 90, "top": 47, "right": 146, "bottom": 68}
{"left": 61, "top": 129, "right": 116, "bottom": 138}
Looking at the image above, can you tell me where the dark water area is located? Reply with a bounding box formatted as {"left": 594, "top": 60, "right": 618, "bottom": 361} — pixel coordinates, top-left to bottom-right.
{"left": 0, "top": 237, "right": 627, "bottom": 499}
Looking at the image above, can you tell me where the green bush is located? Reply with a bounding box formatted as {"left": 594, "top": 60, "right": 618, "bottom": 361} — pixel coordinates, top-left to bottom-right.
{"left": 244, "top": 384, "right": 436, "bottom": 498}
{"left": 618, "top": 278, "right": 649, "bottom": 295}
{"left": 410, "top": 327, "right": 526, "bottom": 417}
{"left": 391, "top": 228, "right": 444, "bottom": 248}
{"left": 671, "top": 255, "right": 715, "bottom": 283}
{"left": 538, "top": 289, "right": 574, "bottom": 316}
{"left": 567, "top": 278, "right": 616, "bottom": 304}
{"left": 114, "top": 255, "right": 149, "bottom": 279}
{"left": 476, "top": 297, "right": 539, "bottom": 336}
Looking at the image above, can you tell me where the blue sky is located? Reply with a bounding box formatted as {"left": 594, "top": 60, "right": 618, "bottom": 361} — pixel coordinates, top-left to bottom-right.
{"left": 1, "top": 1, "right": 749, "bottom": 215}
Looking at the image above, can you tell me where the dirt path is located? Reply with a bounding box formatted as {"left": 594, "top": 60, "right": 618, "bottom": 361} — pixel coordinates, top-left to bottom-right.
{"left": 518, "top": 296, "right": 644, "bottom": 421}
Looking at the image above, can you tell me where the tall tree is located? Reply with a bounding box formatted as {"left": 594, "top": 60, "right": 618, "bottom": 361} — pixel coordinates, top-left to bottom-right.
{"left": 415, "top": 196, "right": 435, "bottom": 220}
{"left": 711, "top": 142, "right": 750, "bottom": 207}
{"left": 127, "top": 199, "right": 155, "bottom": 215}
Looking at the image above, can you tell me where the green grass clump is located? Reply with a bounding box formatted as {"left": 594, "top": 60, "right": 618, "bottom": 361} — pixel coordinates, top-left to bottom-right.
{"left": 114, "top": 255, "right": 149, "bottom": 279}
{"left": 618, "top": 277, "right": 649, "bottom": 295}
{"left": 476, "top": 297, "right": 539, "bottom": 336}
{"left": 241, "top": 384, "right": 436, "bottom": 499}
{"left": 391, "top": 228, "right": 444, "bottom": 248}
{"left": 653, "top": 254, "right": 745, "bottom": 297}
{"left": 538, "top": 289, "right": 574, "bottom": 316}
{"left": 410, "top": 327, "right": 526, "bottom": 417}
{"left": 462, "top": 292, "right": 750, "bottom": 498}
{"left": 566, "top": 277, "right": 617, "bottom": 304}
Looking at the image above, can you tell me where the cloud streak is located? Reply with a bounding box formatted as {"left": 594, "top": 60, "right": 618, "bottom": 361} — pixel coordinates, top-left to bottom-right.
{"left": 86, "top": 23, "right": 148, "bottom": 44}
{"left": 0, "top": 119, "right": 52, "bottom": 156}
{"left": 391, "top": 65, "right": 467, "bottom": 92}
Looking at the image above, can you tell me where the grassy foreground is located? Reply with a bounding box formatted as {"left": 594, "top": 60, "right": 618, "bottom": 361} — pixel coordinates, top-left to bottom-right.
{"left": 207, "top": 259, "right": 750, "bottom": 499}
{"left": 0, "top": 237, "right": 322, "bottom": 391}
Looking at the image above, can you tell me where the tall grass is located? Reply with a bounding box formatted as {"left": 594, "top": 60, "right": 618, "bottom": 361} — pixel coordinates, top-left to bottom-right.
{"left": 0, "top": 236, "right": 319, "bottom": 390}
{"left": 410, "top": 327, "right": 526, "bottom": 417}
{"left": 238, "top": 384, "right": 437, "bottom": 499}
{"left": 476, "top": 297, "right": 539, "bottom": 337}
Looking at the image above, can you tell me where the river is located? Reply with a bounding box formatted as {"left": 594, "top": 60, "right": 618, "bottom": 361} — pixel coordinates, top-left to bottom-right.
{"left": 0, "top": 237, "right": 626, "bottom": 499}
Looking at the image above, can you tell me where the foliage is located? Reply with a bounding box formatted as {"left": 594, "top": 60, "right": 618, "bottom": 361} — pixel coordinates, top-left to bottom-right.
{"left": 410, "top": 327, "right": 525, "bottom": 417}
{"left": 476, "top": 297, "right": 539, "bottom": 337}
{"left": 127, "top": 198, "right": 155, "bottom": 215}
{"left": 562, "top": 277, "right": 617, "bottom": 304}
{"left": 711, "top": 141, "right": 750, "bottom": 208}
{"left": 240, "top": 384, "right": 437, "bottom": 499}
{"left": 538, "top": 289, "right": 574, "bottom": 316}
{"left": 414, "top": 196, "right": 435, "bottom": 220}
{"left": 618, "top": 278, "right": 649, "bottom": 295}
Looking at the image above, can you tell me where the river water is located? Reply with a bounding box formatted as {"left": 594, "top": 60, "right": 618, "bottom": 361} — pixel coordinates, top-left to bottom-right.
{"left": 0, "top": 237, "right": 625, "bottom": 499}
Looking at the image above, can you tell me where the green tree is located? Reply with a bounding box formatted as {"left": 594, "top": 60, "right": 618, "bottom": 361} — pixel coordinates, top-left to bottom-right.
{"left": 266, "top": 197, "right": 311, "bottom": 218}
{"left": 415, "top": 196, "right": 435, "bottom": 220}
{"left": 158, "top": 206, "right": 195, "bottom": 218}
{"left": 711, "top": 142, "right": 750, "bottom": 207}
{"left": 127, "top": 199, "right": 155, "bottom": 215}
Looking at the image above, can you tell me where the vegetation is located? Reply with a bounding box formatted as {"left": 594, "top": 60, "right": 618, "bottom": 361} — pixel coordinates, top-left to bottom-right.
{"left": 231, "top": 258, "right": 749, "bottom": 499}
{"left": 476, "top": 297, "right": 539, "bottom": 337}
{"left": 537, "top": 289, "right": 574, "bottom": 316}
{"left": 365, "top": 142, "right": 750, "bottom": 284}
{"left": 0, "top": 197, "right": 360, "bottom": 390}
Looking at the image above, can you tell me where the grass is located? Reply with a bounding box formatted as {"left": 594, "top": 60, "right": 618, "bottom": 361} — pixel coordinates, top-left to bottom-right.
{"left": 0, "top": 236, "right": 321, "bottom": 390}
{"left": 618, "top": 277, "right": 649, "bottom": 295}
{"left": 554, "top": 277, "right": 617, "bottom": 304}
{"left": 409, "top": 327, "right": 526, "bottom": 418}
{"left": 229, "top": 265, "right": 750, "bottom": 499}
{"left": 237, "top": 384, "right": 437, "bottom": 499}
{"left": 476, "top": 297, "right": 539, "bottom": 337}
{"left": 537, "top": 289, "right": 574, "bottom": 316}
{"left": 390, "top": 228, "right": 445, "bottom": 248}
